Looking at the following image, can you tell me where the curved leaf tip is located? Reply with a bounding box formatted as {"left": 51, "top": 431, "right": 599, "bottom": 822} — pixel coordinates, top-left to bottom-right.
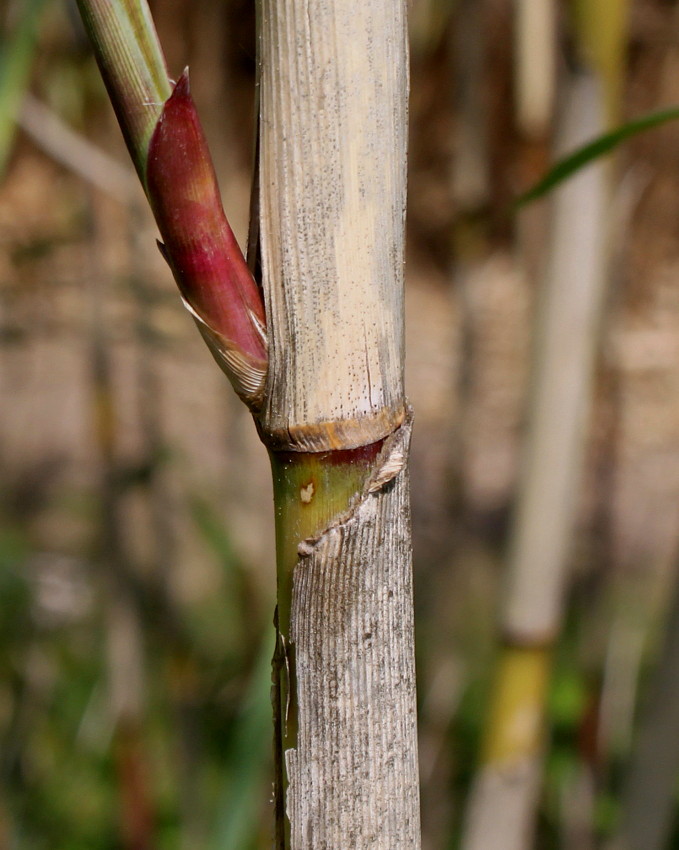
{"left": 173, "top": 66, "right": 191, "bottom": 100}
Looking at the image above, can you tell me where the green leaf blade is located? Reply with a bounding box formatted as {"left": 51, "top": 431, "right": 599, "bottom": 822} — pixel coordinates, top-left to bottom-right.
{"left": 517, "top": 106, "right": 679, "bottom": 207}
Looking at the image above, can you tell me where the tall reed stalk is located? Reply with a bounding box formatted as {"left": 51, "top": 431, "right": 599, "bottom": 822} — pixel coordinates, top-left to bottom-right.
{"left": 75, "top": 1, "right": 420, "bottom": 846}
{"left": 460, "top": 70, "right": 609, "bottom": 850}
{"left": 572, "top": 0, "right": 630, "bottom": 122}
{"left": 460, "top": 0, "right": 633, "bottom": 838}
{"left": 514, "top": 0, "right": 557, "bottom": 140}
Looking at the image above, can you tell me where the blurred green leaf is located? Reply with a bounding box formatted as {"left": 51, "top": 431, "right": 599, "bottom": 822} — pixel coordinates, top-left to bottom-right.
{"left": 0, "top": 0, "right": 50, "bottom": 177}
{"left": 188, "top": 494, "right": 268, "bottom": 666}
{"left": 210, "top": 635, "right": 273, "bottom": 850}
{"left": 549, "top": 668, "right": 587, "bottom": 729}
{"left": 0, "top": 527, "right": 31, "bottom": 643}
{"left": 594, "top": 789, "right": 620, "bottom": 836}
{"left": 517, "top": 105, "right": 679, "bottom": 207}
{"left": 190, "top": 496, "right": 241, "bottom": 573}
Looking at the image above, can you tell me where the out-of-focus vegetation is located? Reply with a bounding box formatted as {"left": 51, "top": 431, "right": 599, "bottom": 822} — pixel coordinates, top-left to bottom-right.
{"left": 4, "top": 0, "right": 679, "bottom": 847}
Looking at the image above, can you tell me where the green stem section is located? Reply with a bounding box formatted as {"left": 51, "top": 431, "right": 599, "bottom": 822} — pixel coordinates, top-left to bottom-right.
{"left": 571, "top": 0, "right": 629, "bottom": 124}
{"left": 268, "top": 440, "right": 383, "bottom": 846}
{"left": 481, "top": 644, "right": 551, "bottom": 766}
{"left": 75, "top": 0, "right": 170, "bottom": 181}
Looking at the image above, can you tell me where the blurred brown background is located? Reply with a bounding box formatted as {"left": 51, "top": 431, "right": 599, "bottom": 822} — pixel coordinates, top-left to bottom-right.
{"left": 4, "top": 0, "right": 679, "bottom": 847}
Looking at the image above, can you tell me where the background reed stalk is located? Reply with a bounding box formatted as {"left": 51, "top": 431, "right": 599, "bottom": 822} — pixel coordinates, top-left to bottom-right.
{"left": 461, "top": 66, "right": 611, "bottom": 850}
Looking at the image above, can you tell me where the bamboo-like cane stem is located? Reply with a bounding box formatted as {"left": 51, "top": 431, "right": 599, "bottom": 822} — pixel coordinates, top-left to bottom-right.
{"left": 269, "top": 421, "right": 420, "bottom": 848}
{"left": 461, "top": 70, "right": 609, "bottom": 850}
{"left": 257, "top": 2, "right": 419, "bottom": 843}
{"left": 257, "top": 0, "right": 409, "bottom": 452}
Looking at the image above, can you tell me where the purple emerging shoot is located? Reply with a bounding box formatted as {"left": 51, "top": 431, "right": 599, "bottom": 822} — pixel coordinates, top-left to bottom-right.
{"left": 76, "top": 0, "right": 266, "bottom": 408}
{"left": 146, "top": 70, "right": 267, "bottom": 408}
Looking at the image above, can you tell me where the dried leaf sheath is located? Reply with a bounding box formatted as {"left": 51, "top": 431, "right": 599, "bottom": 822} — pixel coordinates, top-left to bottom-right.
{"left": 147, "top": 71, "right": 267, "bottom": 408}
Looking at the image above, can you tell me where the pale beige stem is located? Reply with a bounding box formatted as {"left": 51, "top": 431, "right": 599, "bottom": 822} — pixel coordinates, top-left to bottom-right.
{"left": 505, "top": 72, "right": 608, "bottom": 642}
{"left": 19, "top": 94, "right": 139, "bottom": 203}
{"left": 285, "top": 421, "right": 420, "bottom": 848}
{"left": 514, "top": 0, "right": 557, "bottom": 139}
{"left": 258, "top": 0, "right": 408, "bottom": 452}
{"left": 461, "top": 70, "right": 609, "bottom": 850}
{"left": 257, "top": 1, "right": 420, "bottom": 846}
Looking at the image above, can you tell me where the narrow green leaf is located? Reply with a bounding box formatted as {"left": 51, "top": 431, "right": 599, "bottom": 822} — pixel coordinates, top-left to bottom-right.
{"left": 517, "top": 105, "right": 679, "bottom": 207}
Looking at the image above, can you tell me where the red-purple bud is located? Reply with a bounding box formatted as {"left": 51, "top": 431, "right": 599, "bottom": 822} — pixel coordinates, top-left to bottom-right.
{"left": 146, "top": 70, "right": 267, "bottom": 407}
